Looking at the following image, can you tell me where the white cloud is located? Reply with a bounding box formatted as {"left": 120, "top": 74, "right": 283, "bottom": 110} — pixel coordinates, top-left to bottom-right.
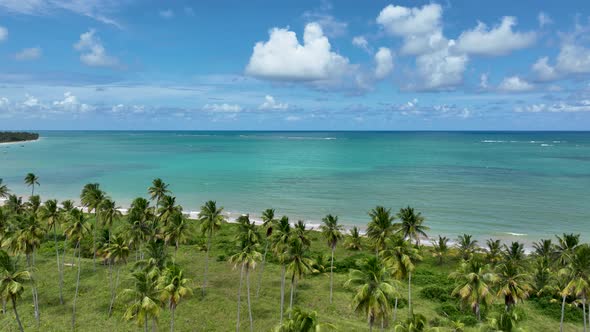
{"left": 302, "top": 7, "right": 347, "bottom": 38}
{"left": 456, "top": 17, "right": 536, "bottom": 56}
{"left": 0, "top": 26, "right": 7, "bottom": 41}
{"left": 259, "top": 95, "right": 288, "bottom": 110}
{"left": 203, "top": 103, "right": 242, "bottom": 112}
{"left": 532, "top": 43, "right": 590, "bottom": 81}
{"left": 352, "top": 36, "right": 371, "bottom": 53}
{"left": 414, "top": 42, "right": 468, "bottom": 90}
{"left": 23, "top": 94, "right": 40, "bottom": 107}
{"left": 538, "top": 12, "right": 552, "bottom": 27}
{"left": 374, "top": 47, "right": 394, "bottom": 79}
{"left": 159, "top": 9, "right": 174, "bottom": 19}
{"left": 515, "top": 100, "right": 590, "bottom": 113}
{"left": 14, "top": 47, "right": 42, "bottom": 60}
{"left": 532, "top": 56, "right": 559, "bottom": 81}
{"left": 285, "top": 115, "right": 301, "bottom": 121}
{"left": 74, "top": 29, "right": 119, "bottom": 68}
{"left": 245, "top": 23, "right": 352, "bottom": 82}
{"left": 52, "top": 92, "right": 94, "bottom": 113}
{"left": 498, "top": 76, "right": 534, "bottom": 92}
{"left": 479, "top": 73, "right": 489, "bottom": 89}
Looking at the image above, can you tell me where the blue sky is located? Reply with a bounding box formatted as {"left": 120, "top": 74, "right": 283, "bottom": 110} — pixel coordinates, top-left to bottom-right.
{"left": 0, "top": 0, "right": 589, "bottom": 130}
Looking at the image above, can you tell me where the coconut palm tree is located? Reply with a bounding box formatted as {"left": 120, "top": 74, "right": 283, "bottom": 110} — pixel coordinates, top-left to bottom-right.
{"left": 485, "top": 239, "right": 502, "bottom": 266}
{"left": 275, "top": 307, "right": 334, "bottom": 332}
{"left": 65, "top": 209, "right": 91, "bottom": 330}
{"left": 80, "top": 183, "right": 105, "bottom": 270}
{"left": 345, "top": 226, "right": 363, "bottom": 251}
{"left": 104, "top": 233, "right": 130, "bottom": 317}
{"left": 5, "top": 194, "right": 25, "bottom": 215}
{"left": 457, "top": 234, "right": 478, "bottom": 261}
{"left": 148, "top": 178, "right": 170, "bottom": 206}
{"left": 431, "top": 235, "right": 449, "bottom": 265}
{"left": 286, "top": 237, "right": 315, "bottom": 316}
{"left": 39, "top": 199, "right": 64, "bottom": 304}
{"left": 159, "top": 263, "right": 192, "bottom": 332}
{"left": 450, "top": 259, "right": 496, "bottom": 321}
{"left": 395, "top": 206, "right": 429, "bottom": 246}
{"left": 0, "top": 178, "right": 9, "bottom": 198}
{"left": 99, "top": 197, "right": 122, "bottom": 238}
{"left": 0, "top": 250, "right": 31, "bottom": 332}
{"left": 495, "top": 262, "right": 532, "bottom": 311}
{"left": 24, "top": 173, "right": 39, "bottom": 196}
{"left": 293, "top": 220, "right": 311, "bottom": 249}
{"left": 533, "top": 239, "right": 555, "bottom": 264}
{"left": 345, "top": 256, "right": 399, "bottom": 331}
{"left": 320, "top": 214, "right": 343, "bottom": 304}
{"left": 157, "top": 195, "right": 181, "bottom": 227}
{"left": 381, "top": 235, "right": 422, "bottom": 318}
{"left": 198, "top": 200, "right": 224, "bottom": 296}
{"left": 502, "top": 241, "right": 526, "bottom": 266}
{"left": 367, "top": 206, "right": 395, "bottom": 256}
{"left": 162, "top": 210, "right": 192, "bottom": 258}
{"left": 257, "top": 208, "right": 277, "bottom": 297}
{"left": 123, "top": 270, "right": 162, "bottom": 332}
{"left": 563, "top": 244, "right": 590, "bottom": 331}
{"left": 127, "top": 197, "right": 156, "bottom": 260}
{"left": 272, "top": 215, "right": 292, "bottom": 324}
{"left": 26, "top": 195, "right": 41, "bottom": 215}
{"left": 555, "top": 233, "right": 580, "bottom": 267}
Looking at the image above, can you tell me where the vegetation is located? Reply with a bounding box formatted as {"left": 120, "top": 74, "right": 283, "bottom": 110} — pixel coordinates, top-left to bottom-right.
{"left": 0, "top": 176, "right": 588, "bottom": 331}
{"left": 0, "top": 132, "right": 39, "bottom": 143}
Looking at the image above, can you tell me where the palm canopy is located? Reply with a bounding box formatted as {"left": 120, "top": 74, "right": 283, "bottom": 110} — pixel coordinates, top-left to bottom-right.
{"left": 457, "top": 234, "right": 478, "bottom": 260}
{"left": 271, "top": 216, "right": 292, "bottom": 261}
{"left": 64, "top": 209, "right": 91, "bottom": 244}
{"left": 163, "top": 210, "right": 192, "bottom": 251}
{"left": 276, "top": 307, "right": 334, "bottom": 332}
{"left": 563, "top": 244, "right": 590, "bottom": 302}
{"left": 39, "top": 199, "right": 60, "bottom": 230}
{"left": 99, "top": 197, "right": 122, "bottom": 229}
{"left": 123, "top": 270, "right": 162, "bottom": 328}
{"left": 555, "top": 233, "right": 580, "bottom": 266}
{"left": 431, "top": 235, "right": 449, "bottom": 264}
{"left": 0, "top": 249, "right": 31, "bottom": 301}
{"left": 159, "top": 263, "right": 192, "bottom": 310}
{"left": 345, "top": 226, "right": 363, "bottom": 251}
{"left": 24, "top": 173, "right": 39, "bottom": 194}
{"left": 286, "top": 238, "right": 315, "bottom": 281}
{"left": 157, "top": 195, "right": 181, "bottom": 225}
{"left": 80, "top": 183, "right": 105, "bottom": 213}
{"left": 261, "top": 208, "right": 277, "bottom": 238}
{"left": 485, "top": 239, "right": 502, "bottom": 265}
{"left": 381, "top": 235, "right": 422, "bottom": 280}
{"left": 502, "top": 241, "right": 526, "bottom": 265}
{"left": 0, "top": 178, "right": 10, "bottom": 198}
{"left": 367, "top": 206, "right": 395, "bottom": 254}
{"left": 395, "top": 206, "right": 429, "bottom": 245}
{"left": 104, "top": 233, "right": 131, "bottom": 264}
{"left": 5, "top": 195, "right": 25, "bottom": 214}
{"left": 532, "top": 239, "right": 555, "bottom": 263}
{"left": 495, "top": 262, "right": 533, "bottom": 309}
{"left": 198, "top": 200, "right": 224, "bottom": 237}
{"left": 148, "top": 178, "right": 170, "bottom": 203}
{"left": 320, "top": 214, "right": 343, "bottom": 249}
{"left": 449, "top": 259, "right": 496, "bottom": 320}
{"left": 12, "top": 213, "right": 45, "bottom": 256}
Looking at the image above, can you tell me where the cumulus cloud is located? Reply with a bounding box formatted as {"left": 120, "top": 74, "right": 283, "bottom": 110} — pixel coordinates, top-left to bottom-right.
{"left": 532, "top": 56, "right": 559, "bottom": 81}
{"left": 413, "top": 42, "right": 469, "bottom": 90}
{"left": 14, "top": 47, "right": 42, "bottom": 61}
{"left": 532, "top": 42, "right": 590, "bottom": 81}
{"left": 74, "top": 29, "right": 119, "bottom": 68}
{"left": 203, "top": 103, "right": 242, "bottom": 112}
{"left": 456, "top": 17, "right": 536, "bottom": 56}
{"left": 498, "top": 76, "right": 534, "bottom": 92}
{"left": 0, "top": 26, "right": 7, "bottom": 41}
{"left": 374, "top": 47, "right": 394, "bottom": 79}
{"left": 245, "top": 23, "right": 352, "bottom": 82}
{"left": 159, "top": 9, "right": 174, "bottom": 19}
{"left": 52, "top": 92, "right": 94, "bottom": 113}
{"left": 259, "top": 95, "right": 288, "bottom": 110}
{"left": 352, "top": 36, "right": 371, "bottom": 53}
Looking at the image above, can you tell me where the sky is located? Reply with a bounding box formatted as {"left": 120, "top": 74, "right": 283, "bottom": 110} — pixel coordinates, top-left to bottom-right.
{"left": 0, "top": 0, "right": 589, "bottom": 130}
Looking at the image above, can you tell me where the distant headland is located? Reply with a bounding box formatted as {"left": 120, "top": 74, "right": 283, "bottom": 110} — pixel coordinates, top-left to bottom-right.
{"left": 0, "top": 131, "right": 39, "bottom": 143}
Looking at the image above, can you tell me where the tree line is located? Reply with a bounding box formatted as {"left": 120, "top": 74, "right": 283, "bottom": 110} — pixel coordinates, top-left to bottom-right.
{"left": 0, "top": 132, "right": 39, "bottom": 143}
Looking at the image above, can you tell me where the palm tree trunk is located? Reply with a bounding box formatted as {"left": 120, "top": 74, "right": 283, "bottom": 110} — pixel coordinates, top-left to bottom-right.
{"left": 152, "top": 318, "right": 156, "bottom": 332}
{"left": 54, "top": 227, "right": 64, "bottom": 305}
{"left": 72, "top": 242, "right": 82, "bottom": 330}
{"left": 330, "top": 246, "right": 335, "bottom": 304}
{"left": 144, "top": 315, "right": 148, "bottom": 332}
{"left": 203, "top": 234, "right": 212, "bottom": 296}
{"left": 2, "top": 297, "right": 5, "bottom": 313}
{"left": 279, "top": 264, "right": 286, "bottom": 324}
{"left": 11, "top": 297, "right": 24, "bottom": 332}
{"left": 560, "top": 294, "right": 566, "bottom": 332}
{"left": 246, "top": 266, "right": 253, "bottom": 332}
{"left": 393, "top": 298, "right": 398, "bottom": 322}
{"left": 289, "top": 274, "right": 296, "bottom": 317}
{"left": 93, "top": 210, "right": 98, "bottom": 271}
{"left": 476, "top": 303, "right": 481, "bottom": 321}
{"left": 369, "top": 318, "right": 373, "bottom": 332}
{"left": 256, "top": 241, "right": 269, "bottom": 297}
{"left": 108, "top": 265, "right": 121, "bottom": 317}
{"left": 26, "top": 253, "right": 40, "bottom": 324}
{"left": 236, "top": 263, "right": 244, "bottom": 332}
{"left": 170, "top": 307, "right": 175, "bottom": 332}
{"left": 584, "top": 298, "right": 587, "bottom": 332}
{"left": 408, "top": 272, "right": 412, "bottom": 316}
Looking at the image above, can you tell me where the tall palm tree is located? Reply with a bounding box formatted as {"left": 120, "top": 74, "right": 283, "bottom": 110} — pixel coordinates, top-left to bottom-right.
{"left": 157, "top": 195, "right": 181, "bottom": 227}
{"left": 39, "top": 199, "right": 65, "bottom": 304}
{"left": 563, "top": 244, "right": 590, "bottom": 331}
{"left": 272, "top": 215, "right": 292, "bottom": 324}
{"left": 99, "top": 197, "right": 122, "bottom": 239}
{"left": 257, "top": 208, "right": 277, "bottom": 297}
{"left": 286, "top": 237, "right": 315, "bottom": 316}
{"left": 127, "top": 197, "right": 156, "bottom": 260}
{"left": 395, "top": 206, "right": 429, "bottom": 246}
{"left": 367, "top": 206, "right": 395, "bottom": 256}
{"left": 345, "top": 256, "right": 399, "bottom": 331}
{"left": 148, "top": 178, "right": 170, "bottom": 206}
{"left": 495, "top": 262, "right": 532, "bottom": 311}
{"left": 104, "top": 233, "right": 130, "bottom": 317}
{"left": 24, "top": 173, "right": 39, "bottom": 196}
{"left": 0, "top": 178, "right": 9, "bottom": 198}
{"left": 123, "top": 270, "right": 162, "bottom": 332}
{"left": 65, "top": 209, "right": 91, "bottom": 330}
{"left": 80, "top": 183, "right": 105, "bottom": 270}
{"left": 320, "top": 214, "right": 343, "bottom": 304}
{"left": 381, "top": 235, "right": 422, "bottom": 318}
{"left": 345, "top": 226, "right": 363, "bottom": 251}
{"left": 485, "top": 239, "right": 502, "bottom": 266}
{"left": 449, "top": 259, "right": 496, "bottom": 321}
{"left": 162, "top": 211, "right": 192, "bottom": 258}
{"left": 0, "top": 250, "right": 31, "bottom": 332}
{"left": 198, "top": 200, "right": 224, "bottom": 296}
{"left": 159, "top": 263, "right": 192, "bottom": 332}
{"left": 457, "top": 234, "right": 478, "bottom": 261}
{"left": 555, "top": 233, "right": 580, "bottom": 267}
{"left": 431, "top": 235, "right": 449, "bottom": 265}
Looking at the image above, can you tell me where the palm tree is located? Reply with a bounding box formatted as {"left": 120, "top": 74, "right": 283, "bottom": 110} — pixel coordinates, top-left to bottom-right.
{"left": 395, "top": 206, "right": 429, "bottom": 246}
{"left": 123, "top": 270, "right": 162, "bottom": 332}
{"left": 431, "top": 235, "right": 449, "bottom": 265}
{"left": 286, "top": 238, "right": 315, "bottom": 316}
{"left": 449, "top": 259, "right": 496, "bottom": 321}
{"left": 231, "top": 215, "right": 261, "bottom": 332}
{"left": 320, "top": 214, "right": 343, "bottom": 304}
{"left": 99, "top": 197, "right": 122, "bottom": 238}
{"left": 148, "top": 178, "right": 170, "bottom": 205}
{"left": 345, "top": 226, "right": 363, "bottom": 251}
{"left": 24, "top": 173, "right": 39, "bottom": 196}
{"left": 272, "top": 215, "right": 292, "bottom": 324}
{"left": 157, "top": 195, "right": 181, "bottom": 227}
{"left": 533, "top": 239, "right": 555, "bottom": 264}
{"left": 104, "top": 233, "right": 130, "bottom": 317}
{"left": 381, "top": 235, "right": 422, "bottom": 318}
{"left": 0, "top": 178, "right": 9, "bottom": 198}
{"left": 257, "top": 208, "right": 277, "bottom": 297}
{"left": 495, "top": 262, "right": 532, "bottom": 311}
{"left": 563, "top": 244, "right": 590, "bottom": 331}
{"left": 127, "top": 197, "right": 156, "bottom": 260}
{"left": 5, "top": 194, "right": 25, "bottom": 215}
{"left": 485, "top": 239, "right": 502, "bottom": 266}
{"left": 0, "top": 250, "right": 31, "bottom": 332}
{"left": 345, "top": 256, "right": 399, "bottom": 331}
{"left": 555, "top": 233, "right": 580, "bottom": 267}
{"left": 198, "top": 200, "right": 224, "bottom": 296}
{"left": 457, "top": 234, "right": 478, "bottom": 261}
{"left": 159, "top": 263, "right": 192, "bottom": 332}
{"left": 367, "top": 206, "right": 395, "bottom": 256}
{"left": 393, "top": 313, "right": 428, "bottom": 332}
{"left": 80, "top": 183, "right": 105, "bottom": 270}
{"left": 64, "top": 209, "right": 91, "bottom": 330}
{"left": 26, "top": 195, "right": 41, "bottom": 214}
{"left": 276, "top": 307, "right": 334, "bottom": 332}
{"left": 39, "top": 199, "right": 65, "bottom": 304}
{"left": 162, "top": 210, "right": 192, "bottom": 258}
{"left": 502, "top": 241, "right": 526, "bottom": 266}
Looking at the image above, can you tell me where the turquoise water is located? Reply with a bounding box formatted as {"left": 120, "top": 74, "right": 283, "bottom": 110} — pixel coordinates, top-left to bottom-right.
{"left": 1, "top": 131, "right": 589, "bottom": 244}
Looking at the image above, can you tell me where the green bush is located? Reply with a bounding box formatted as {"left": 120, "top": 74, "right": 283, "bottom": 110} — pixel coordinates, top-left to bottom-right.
{"left": 529, "top": 295, "right": 584, "bottom": 322}
{"left": 419, "top": 285, "right": 452, "bottom": 302}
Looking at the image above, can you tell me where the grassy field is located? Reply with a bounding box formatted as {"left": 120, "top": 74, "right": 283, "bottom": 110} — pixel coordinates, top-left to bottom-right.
{"left": 0, "top": 221, "right": 584, "bottom": 331}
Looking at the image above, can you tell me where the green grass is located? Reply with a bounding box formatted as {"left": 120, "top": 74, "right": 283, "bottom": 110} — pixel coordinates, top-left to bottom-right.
{"left": 0, "top": 221, "right": 585, "bottom": 331}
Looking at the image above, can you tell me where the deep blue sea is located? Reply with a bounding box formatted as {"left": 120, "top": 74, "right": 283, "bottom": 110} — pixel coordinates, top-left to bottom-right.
{"left": 1, "top": 131, "right": 589, "bottom": 244}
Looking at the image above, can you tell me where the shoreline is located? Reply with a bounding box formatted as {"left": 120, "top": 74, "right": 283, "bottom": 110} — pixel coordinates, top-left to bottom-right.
{"left": 0, "top": 137, "right": 40, "bottom": 146}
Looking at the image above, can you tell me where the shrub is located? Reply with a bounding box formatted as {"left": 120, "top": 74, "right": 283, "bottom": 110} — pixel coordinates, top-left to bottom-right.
{"left": 420, "top": 285, "right": 452, "bottom": 302}
{"left": 529, "top": 295, "right": 584, "bottom": 322}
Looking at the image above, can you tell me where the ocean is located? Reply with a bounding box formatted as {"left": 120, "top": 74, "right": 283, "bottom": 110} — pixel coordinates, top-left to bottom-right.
{"left": 1, "top": 131, "right": 589, "bottom": 245}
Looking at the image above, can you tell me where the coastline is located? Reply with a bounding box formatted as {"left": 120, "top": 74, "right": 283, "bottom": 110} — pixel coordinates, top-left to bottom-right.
{"left": 0, "top": 137, "right": 40, "bottom": 145}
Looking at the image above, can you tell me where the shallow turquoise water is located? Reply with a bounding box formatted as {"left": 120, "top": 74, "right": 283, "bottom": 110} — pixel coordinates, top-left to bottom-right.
{"left": 1, "top": 131, "right": 589, "bottom": 244}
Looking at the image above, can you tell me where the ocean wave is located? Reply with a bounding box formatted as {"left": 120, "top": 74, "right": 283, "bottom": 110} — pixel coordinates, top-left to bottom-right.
{"left": 540, "top": 144, "right": 553, "bottom": 147}
{"left": 506, "top": 232, "right": 527, "bottom": 236}
{"left": 239, "top": 135, "right": 336, "bottom": 141}
{"left": 176, "top": 134, "right": 212, "bottom": 137}
{"left": 481, "top": 140, "right": 506, "bottom": 143}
